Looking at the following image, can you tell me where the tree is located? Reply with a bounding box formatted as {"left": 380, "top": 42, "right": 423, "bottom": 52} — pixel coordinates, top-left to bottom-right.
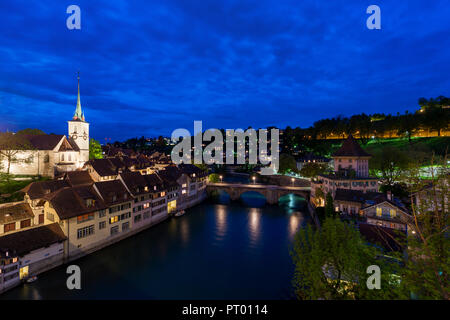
{"left": 15, "top": 128, "right": 46, "bottom": 136}
{"left": 299, "top": 162, "right": 327, "bottom": 179}
{"left": 278, "top": 153, "right": 298, "bottom": 174}
{"left": 324, "top": 192, "right": 335, "bottom": 217}
{"left": 401, "top": 156, "right": 449, "bottom": 299}
{"left": 314, "top": 187, "right": 325, "bottom": 206}
{"left": 89, "top": 138, "right": 103, "bottom": 160}
{"left": 208, "top": 173, "right": 220, "bottom": 183}
{"left": 0, "top": 132, "right": 33, "bottom": 175}
{"left": 397, "top": 111, "right": 417, "bottom": 142}
{"left": 369, "top": 146, "right": 410, "bottom": 187}
{"left": 291, "top": 217, "right": 405, "bottom": 300}
{"left": 425, "top": 106, "right": 450, "bottom": 137}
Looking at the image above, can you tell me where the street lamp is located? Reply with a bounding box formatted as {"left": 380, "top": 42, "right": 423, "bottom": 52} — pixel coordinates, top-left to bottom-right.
{"left": 291, "top": 178, "right": 295, "bottom": 186}
{"left": 219, "top": 175, "right": 223, "bottom": 182}
{"left": 252, "top": 176, "right": 256, "bottom": 184}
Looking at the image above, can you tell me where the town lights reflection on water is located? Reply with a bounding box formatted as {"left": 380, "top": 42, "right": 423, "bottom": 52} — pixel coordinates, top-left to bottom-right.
{"left": 215, "top": 205, "right": 227, "bottom": 237}
{"left": 179, "top": 218, "right": 190, "bottom": 245}
{"left": 288, "top": 213, "right": 302, "bottom": 239}
{"left": 248, "top": 208, "right": 261, "bottom": 245}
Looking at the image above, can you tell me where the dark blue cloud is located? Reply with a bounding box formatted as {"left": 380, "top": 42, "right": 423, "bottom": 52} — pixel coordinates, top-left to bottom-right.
{"left": 0, "top": 0, "right": 449, "bottom": 141}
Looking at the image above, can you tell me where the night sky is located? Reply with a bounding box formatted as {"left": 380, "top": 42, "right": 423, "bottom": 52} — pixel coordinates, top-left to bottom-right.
{"left": 0, "top": 1, "right": 449, "bottom": 142}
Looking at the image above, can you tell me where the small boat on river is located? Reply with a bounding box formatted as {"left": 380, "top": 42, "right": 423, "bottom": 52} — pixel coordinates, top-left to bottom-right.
{"left": 26, "top": 276, "right": 38, "bottom": 283}
{"left": 174, "top": 210, "right": 185, "bottom": 217}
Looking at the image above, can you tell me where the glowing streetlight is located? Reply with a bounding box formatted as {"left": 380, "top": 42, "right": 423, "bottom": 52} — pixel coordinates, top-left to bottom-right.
{"left": 291, "top": 177, "right": 295, "bottom": 186}
{"left": 252, "top": 176, "right": 256, "bottom": 184}
{"left": 219, "top": 175, "right": 223, "bottom": 182}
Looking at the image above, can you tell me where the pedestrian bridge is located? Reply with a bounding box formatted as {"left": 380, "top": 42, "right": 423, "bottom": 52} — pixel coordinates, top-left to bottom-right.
{"left": 206, "top": 182, "right": 311, "bottom": 205}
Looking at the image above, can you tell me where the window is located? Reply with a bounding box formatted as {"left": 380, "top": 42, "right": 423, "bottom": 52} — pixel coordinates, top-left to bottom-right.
{"left": 77, "top": 213, "right": 94, "bottom": 224}
{"left": 110, "top": 226, "right": 119, "bottom": 236}
{"left": 122, "top": 222, "right": 130, "bottom": 232}
{"left": 4, "top": 222, "right": 16, "bottom": 233}
{"left": 47, "top": 212, "right": 55, "bottom": 222}
{"left": 61, "top": 154, "right": 64, "bottom": 162}
{"left": 376, "top": 207, "right": 382, "bottom": 217}
{"left": 20, "top": 219, "right": 31, "bottom": 229}
{"left": 143, "top": 211, "right": 150, "bottom": 219}
{"left": 110, "top": 216, "right": 119, "bottom": 224}
{"left": 390, "top": 209, "right": 397, "bottom": 217}
{"left": 77, "top": 225, "right": 94, "bottom": 239}
{"left": 43, "top": 155, "right": 50, "bottom": 163}
{"left": 134, "top": 214, "right": 142, "bottom": 223}
{"left": 98, "top": 209, "right": 106, "bottom": 218}
{"left": 85, "top": 199, "right": 94, "bottom": 207}
{"left": 99, "top": 221, "right": 106, "bottom": 230}
{"left": 38, "top": 214, "right": 44, "bottom": 224}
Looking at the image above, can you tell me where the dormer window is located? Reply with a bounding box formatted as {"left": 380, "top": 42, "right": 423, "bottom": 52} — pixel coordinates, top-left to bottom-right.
{"left": 144, "top": 186, "right": 148, "bottom": 192}
{"left": 86, "top": 199, "right": 94, "bottom": 207}
{"left": 154, "top": 186, "right": 157, "bottom": 191}
{"left": 123, "top": 193, "right": 127, "bottom": 200}
{"left": 112, "top": 195, "right": 117, "bottom": 202}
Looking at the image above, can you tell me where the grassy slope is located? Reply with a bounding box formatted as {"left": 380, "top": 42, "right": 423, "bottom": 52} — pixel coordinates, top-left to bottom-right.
{"left": 0, "top": 175, "right": 49, "bottom": 203}
{"left": 364, "top": 137, "right": 449, "bottom": 160}
{"left": 310, "top": 137, "right": 449, "bottom": 164}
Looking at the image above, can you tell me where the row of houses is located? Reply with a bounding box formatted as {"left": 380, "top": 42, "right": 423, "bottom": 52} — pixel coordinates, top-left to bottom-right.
{"left": 0, "top": 162, "right": 208, "bottom": 293}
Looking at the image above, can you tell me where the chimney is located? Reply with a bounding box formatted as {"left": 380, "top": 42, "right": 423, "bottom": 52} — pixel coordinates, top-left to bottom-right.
{"left": 387, "top": 191, "right": 392, "bottom": 201}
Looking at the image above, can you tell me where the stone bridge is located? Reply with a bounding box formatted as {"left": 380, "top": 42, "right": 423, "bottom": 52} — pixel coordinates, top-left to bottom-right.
{"left": 206, "top": 182, "right": 311, "bottom": 205}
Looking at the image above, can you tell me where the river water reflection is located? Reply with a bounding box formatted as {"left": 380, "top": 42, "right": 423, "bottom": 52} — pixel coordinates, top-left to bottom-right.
{"left": 1, "top": 191, "right": 308, "bottom": 300}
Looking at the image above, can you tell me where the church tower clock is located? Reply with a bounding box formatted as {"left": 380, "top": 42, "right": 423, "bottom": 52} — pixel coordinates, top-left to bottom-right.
{"left": 68, "top": 73, "right": 90, "bottom": 164}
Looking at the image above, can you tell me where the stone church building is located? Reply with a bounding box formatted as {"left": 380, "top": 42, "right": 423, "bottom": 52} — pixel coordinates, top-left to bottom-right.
{"left": 0, "top": 76, "right": 90, "bottom": 177}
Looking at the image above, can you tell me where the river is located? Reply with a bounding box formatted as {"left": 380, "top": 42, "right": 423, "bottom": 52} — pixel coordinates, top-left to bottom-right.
{"left": 1, "top": 189, "right": 308, "bottom": 300}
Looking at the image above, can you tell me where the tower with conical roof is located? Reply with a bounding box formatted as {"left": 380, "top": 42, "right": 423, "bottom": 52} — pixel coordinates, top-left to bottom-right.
{"left": 331, "top": 134, "right": 371, "bottom": 177}
{"left": 68, "top": 73, "right": 90, "bottom": 165}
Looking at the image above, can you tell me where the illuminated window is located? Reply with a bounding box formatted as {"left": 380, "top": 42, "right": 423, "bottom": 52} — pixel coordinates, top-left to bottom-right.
{"left": 376, "top": 207, "right": 382, "bottom": 217}
{"left": 390, "top": 209, "right": 396, "bottom": 217}
{"left": 19, "top": 266, "right": 29, "bottom": 280}
{"left": 109, "top": 216, "right": 119, "bottom": 224}
{"left": 77, "top": 213, "right": 94, "bottom": 224}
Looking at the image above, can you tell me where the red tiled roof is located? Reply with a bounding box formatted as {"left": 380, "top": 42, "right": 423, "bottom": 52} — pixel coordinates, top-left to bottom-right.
{"left": 0, "top": 223, "right": 67, "bottom": 256}
{"left": 21, "top": 180, "right": 70, "bottom": 200}
{"left": 43, "top": 186, "right": 107, "bottom": 220}
{"left": 332, "top": 135, "right": 371, "bottom": 157}
{"left": 0, "top": 203, "right": 34, "bottom": 224}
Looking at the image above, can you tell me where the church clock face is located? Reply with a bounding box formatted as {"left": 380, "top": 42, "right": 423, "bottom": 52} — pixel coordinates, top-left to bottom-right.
{"left": 71, "top": 133, "right": 78, "bottom": 140}
{"left": 83, "top": 132, "right": 88, "bottom": 140}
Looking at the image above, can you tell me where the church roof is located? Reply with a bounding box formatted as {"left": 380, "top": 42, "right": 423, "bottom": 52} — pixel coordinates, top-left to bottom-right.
{"left": 25, "top": 134, "right": 65, "bottom": 150}
{"left": 332, "top": 134, "right": 371, "bottom": 157}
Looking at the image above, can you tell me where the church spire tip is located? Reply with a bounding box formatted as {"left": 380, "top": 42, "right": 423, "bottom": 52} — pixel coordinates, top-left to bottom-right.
{"left": 73, "top": 71, "right": 84, "bottom": 121}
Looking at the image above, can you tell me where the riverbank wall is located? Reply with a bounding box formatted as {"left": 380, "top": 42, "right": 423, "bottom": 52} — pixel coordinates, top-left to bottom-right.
{"left": 0, "top": 191, "right": 208, "bottom": 295}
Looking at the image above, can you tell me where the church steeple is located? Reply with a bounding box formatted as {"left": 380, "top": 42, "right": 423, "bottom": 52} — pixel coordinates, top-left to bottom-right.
{"left": 73, "top": 72, "right": 84, "bottom": 121}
